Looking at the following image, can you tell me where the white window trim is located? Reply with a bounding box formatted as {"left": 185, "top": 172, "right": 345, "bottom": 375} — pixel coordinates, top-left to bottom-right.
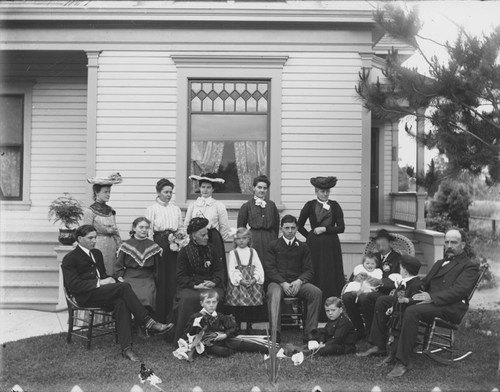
{"left": 171, "top": 54, "right": 288, "bottom": 210}
{"left": 0, "top": 81, "right": 35, "bottom": 210}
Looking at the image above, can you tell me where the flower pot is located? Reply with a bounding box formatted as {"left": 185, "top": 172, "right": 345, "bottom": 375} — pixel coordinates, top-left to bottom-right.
{"left": 58, "top": 228, "right": 76, "bottom": 246}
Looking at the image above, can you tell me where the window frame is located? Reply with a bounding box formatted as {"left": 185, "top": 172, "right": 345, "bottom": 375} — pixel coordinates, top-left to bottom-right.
{"left": 172, "top": 55, "right": 288, "bottom": 210}
{"left": 0, "top": 82, "right": 34, "bottom": 209}
{"left": 187, "top": 78, "right": 271, "bottom": 200}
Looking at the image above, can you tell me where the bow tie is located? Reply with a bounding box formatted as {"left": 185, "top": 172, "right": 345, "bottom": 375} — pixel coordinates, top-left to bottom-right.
{"left": 195, "top": 197, "right": 213, "bottom": 207}
{"left": 254, "top": 197, "right": 267, "bottom": 208}
{"left": 317, "top": 199, "right": 330, "bottom": 210}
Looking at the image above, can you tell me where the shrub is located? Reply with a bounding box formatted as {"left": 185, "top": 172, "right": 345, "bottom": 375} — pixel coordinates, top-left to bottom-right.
{"left": 427, "top": 180, "right": 472, "bottom": 230}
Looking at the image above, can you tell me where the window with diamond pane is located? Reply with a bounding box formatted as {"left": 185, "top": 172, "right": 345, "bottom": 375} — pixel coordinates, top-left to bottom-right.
{"left": 189, "top": 80, "right": 270, "bottom": 197}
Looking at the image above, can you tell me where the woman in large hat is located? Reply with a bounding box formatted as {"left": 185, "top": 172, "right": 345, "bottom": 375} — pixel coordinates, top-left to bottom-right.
{"left": 145, "top": 178, "right": 183, "bottom": 324}
{"left": 298, "top": 176, "right": 345, "bottom": 320}
{"left": 83, "top": 172, "right": 123, "bottom": 275}
{"left": 185, "top": 173, "right": 231, "bottom": 280}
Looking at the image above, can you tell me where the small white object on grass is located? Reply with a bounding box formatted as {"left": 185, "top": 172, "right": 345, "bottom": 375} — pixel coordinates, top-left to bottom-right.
{"left": 70, "top": 386, "right": 83, "bottom": 392}
{"left": 371, "top": 387, "right": 382, "bottom": 392}
{"left": 251, "top": 387, "right": 262, "bottom": 392}
{"left": 192, "top": 387, "right": 203, "bottom": 392}
{"left": 11, "top": 385, "right": 23, "bottom": 392}
{"left": 490, "top": 389, "right": 499, "bottom": 392}
{"left": 431, "top": 388, "right": 442, "bottom": 392}
{"left": 130, "top": 385, "right": 144, "bottom": 392}
{"left": 312, "top": 386, "right": 323, "bottom": 392}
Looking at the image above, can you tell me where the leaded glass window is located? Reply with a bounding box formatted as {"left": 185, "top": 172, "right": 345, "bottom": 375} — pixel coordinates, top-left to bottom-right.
{"left": 188, "top": 80, "right": 270, "bottom": 198}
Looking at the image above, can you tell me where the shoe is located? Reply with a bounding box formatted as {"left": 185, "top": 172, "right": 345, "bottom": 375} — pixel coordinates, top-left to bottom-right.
{"left": 122, "top": 347, "right": 141, "bottom": 362}
{"left": 146, "top": 321, "right": 173, "bottom": 335}
{"left": 356, "top": 346, "right": 387, "bottom": 357}
{"left": 387, "top": 363, "right": 408, "bottom": 378}
{"left": 376, "top": 354, "right": 395, "bottom": 367}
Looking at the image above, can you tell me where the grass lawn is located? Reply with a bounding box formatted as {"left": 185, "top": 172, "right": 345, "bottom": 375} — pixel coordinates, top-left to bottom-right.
{"left": 1, "top": 327, "right": 499, "bottom": 392}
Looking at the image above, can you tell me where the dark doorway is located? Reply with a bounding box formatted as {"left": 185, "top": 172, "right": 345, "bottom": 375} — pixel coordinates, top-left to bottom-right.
{"left": 370, "top": 128, "right": 379, "bottom": 222}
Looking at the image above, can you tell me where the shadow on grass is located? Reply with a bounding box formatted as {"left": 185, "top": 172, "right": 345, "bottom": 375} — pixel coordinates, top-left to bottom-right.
{"left": 1, "top": 327, "right": 499, "bottom": 392}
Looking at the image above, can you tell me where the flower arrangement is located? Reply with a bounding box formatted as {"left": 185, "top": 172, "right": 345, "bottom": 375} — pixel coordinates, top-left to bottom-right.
{"left": 48, "top": 193, "right": 84, "bottom": 229}
{"left": 172, "top": 316, "right": 219, "bottom": 362}
{"left": 168, "top": 228, "right": 190, "bottom": 252}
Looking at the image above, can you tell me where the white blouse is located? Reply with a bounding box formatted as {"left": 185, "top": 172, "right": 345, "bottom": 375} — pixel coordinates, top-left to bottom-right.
{"left": 227, "top": 247, "right": 265, "bottom": 286}
{"left": 184, "top": 196, "right": 230, "bottom": 240}
{"left": 145, "top": 198, "right": 183, "bottom": 238}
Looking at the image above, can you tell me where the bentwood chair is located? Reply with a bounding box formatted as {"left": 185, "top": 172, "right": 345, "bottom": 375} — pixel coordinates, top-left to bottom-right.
{"left": 417, "top": 262, "right": 489, "bottom": 365}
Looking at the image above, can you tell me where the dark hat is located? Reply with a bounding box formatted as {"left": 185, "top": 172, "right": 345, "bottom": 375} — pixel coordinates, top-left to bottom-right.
{"left": 310, "top": 176, "right": 337, "bottom": 189}
{"left": 187, "top": 217, "right": 209, "bottom": 235}
{"left": 372, "top": 229, "right": 394, "bottom": 241}
{"left": 400, "top": 255, "right": 422, "bottom": 276}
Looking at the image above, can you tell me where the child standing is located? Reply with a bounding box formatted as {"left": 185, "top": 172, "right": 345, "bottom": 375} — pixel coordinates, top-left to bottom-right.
{"left": 343, "top": 253, "right": 383, "bottom": 294}
{"left": 225, "top": 228, "right": 265, "bottom": 333}
{"left": 174, "top": 289, "right": 268, "bottom": 360}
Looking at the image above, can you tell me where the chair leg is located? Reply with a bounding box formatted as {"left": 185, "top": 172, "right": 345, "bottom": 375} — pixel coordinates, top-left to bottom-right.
{"left": 67, "top": 307, "right": 74, "bottom": 344}
{"left": 87, "top": 310, "right": 95, "bottom": 350}
{"left": 114, "top": 316, "right": 118, "bottom": 344}
{"left": 449, "top": 329, "right": 455, "bottom": 360}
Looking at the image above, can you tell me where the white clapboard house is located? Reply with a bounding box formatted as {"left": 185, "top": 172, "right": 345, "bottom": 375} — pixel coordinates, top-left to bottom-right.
{"left": 0, "top": 0, "right": 444, "bottom": 310}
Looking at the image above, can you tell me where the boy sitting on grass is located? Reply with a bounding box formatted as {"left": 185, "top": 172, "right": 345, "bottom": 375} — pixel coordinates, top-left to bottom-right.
{"left": 173, "top": 289, "right": 268, "bottom": 360}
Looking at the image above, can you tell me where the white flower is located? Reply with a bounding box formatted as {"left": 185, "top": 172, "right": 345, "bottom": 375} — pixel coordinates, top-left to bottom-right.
{"left": 178, "top": 338, "right": 189, "bottom": 349}
{"left": 263, "top": 354, "right": 270, "bottom": 361}
{"left": 195, "top": 341, "right": 205, "bottom": 354}
{"left": 291, "top": 352, "right": 304, "bottom": 366}
{"left": 173, "top": 348, "right": 189, "bottom": 361}
{"left": 276, "top": 348, "right": 287, "bottom": 359}
{"left": 204, "top": 260, "right": 211, "bottom": 268}
{"left": 308, "top": 340, "right": 320, "bottom": 350}
{"left": 170, "top": 243, "right": 179, "bottom": 252}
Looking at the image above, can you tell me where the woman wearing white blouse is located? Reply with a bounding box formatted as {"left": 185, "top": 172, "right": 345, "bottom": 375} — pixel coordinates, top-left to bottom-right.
{"left": 185, "top": 173, "right": 231, "bottom": 285}
{"left": 145, "top": 178, "right": 183, "bottom": 324}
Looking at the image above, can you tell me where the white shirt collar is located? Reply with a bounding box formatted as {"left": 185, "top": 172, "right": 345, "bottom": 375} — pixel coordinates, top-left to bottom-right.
{"left": 283, "top": 237, "right": 296, "bottom": 246}
{"left": 78, "top": 244, "right": 91, "bottom": 257}
{"left": 200, "top": 308, "right": 217, "bottom": 317}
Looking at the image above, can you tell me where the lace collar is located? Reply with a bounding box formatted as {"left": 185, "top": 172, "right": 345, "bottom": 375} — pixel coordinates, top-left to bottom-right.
{"left": 194, "top": 196, "right": 215, "bottom": 207}
{"left": 89, "top": 201, "right": 115, "bottom": 216}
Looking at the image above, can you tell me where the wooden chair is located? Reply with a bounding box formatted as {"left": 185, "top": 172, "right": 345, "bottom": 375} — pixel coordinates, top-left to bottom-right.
{"left": 61, "top": 265, "right": 117, "bottom": 349}
{"left": 364, "top": 232, "right": 415, "bottom": 256}
{"left": 280, "top": 297, "right": 307, "bottom": 332}
{"left": 417, "top": 262, "right": 489, "bottom": 365}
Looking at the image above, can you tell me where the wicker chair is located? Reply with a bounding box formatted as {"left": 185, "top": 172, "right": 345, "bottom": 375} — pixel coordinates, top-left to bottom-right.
{"left": 364, "top": 232, "right": 415, "bottom": 256}
{"left": 417, "top": 262, "right": 489, "bottom": 365}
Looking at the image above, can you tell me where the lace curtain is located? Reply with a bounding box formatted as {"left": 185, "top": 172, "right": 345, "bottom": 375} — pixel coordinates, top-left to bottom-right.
{"left": 0, "top": 147, "right": 21, "bottom": 198}
{"left": 234, "top": 141, "right": 267, "bottom": 194}
{"left": 190, "top": 141, "right": 225, "bottom": 191}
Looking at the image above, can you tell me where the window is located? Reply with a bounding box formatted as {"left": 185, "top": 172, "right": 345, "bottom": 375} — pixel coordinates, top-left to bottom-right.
{"left": 0, "top": 94, "right": 24, "bottom": 200}
{"left": 188, "top": 80, "right": 270, "bottom": 198}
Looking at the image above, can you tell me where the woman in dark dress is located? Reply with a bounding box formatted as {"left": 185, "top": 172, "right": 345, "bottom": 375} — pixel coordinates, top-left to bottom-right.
{"left": 172, "top": 217, "right": 225, "bottom": 343}
{"left": 298, "top": 176, "right": 345, "bottom": 321}
{"left": 145, "top": 178, "right": 183, "bottom": 323}
{"left": 237, "top": 175, "right": 280, "bottom": 262}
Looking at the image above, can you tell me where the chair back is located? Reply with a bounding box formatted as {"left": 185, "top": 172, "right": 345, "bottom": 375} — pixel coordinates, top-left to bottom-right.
{"left": 467, "top": 261, "right": 489, "bottom": 303}
{"left": 364, "top": 232, "right": 415, "bottom": 256}
{"left": 60, "top": 264, "right": 80, "bottom": 308}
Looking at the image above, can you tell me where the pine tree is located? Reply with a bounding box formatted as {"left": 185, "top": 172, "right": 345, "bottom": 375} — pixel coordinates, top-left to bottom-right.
{"left": 356, "top": 3, "right": 500, "bottom": 182}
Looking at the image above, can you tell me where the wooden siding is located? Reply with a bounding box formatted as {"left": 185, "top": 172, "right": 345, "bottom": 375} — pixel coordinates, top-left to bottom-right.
{"left": 0, "top": 51, "right": 87, "bottom": 232}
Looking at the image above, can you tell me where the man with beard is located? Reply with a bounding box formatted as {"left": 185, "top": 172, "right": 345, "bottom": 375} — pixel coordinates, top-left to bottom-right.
{"left": 356, "top": 228, "right": 479, "bottom": 378}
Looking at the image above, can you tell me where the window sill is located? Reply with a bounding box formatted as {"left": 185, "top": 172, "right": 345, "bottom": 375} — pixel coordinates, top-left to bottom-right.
{"left": 0, "top": 200, "right": 32, "bottom": 211}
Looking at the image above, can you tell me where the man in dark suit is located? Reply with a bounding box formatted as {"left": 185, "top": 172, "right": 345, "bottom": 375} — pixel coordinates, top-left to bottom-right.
{"left": 62, "top": 225, "right": 171, "bottom": 361}
{"left": 343, "top": 229, "right": 402, "bottom": 338}
{"left": 357, "top": 229, "right": 479, "bottom": 378}
{"left": 263, "top": 215, "right": 322, "bottom": 341}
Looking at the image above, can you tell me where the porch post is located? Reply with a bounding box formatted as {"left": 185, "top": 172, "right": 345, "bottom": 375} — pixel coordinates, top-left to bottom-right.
{"left": 415, "top": 108, "right": 427, "bottom": 230}
{"left": 85, "top": 51, "right": 101, "bottom": 201}
{"left": 391, "top": 120, "right": 399, "bottom": 193}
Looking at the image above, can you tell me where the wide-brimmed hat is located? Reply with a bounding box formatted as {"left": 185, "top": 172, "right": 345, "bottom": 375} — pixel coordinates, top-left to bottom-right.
{"left": 87, "top": 172, "right": 123, "bottom": 186}
{"left": 372, "top": 229, "right": 394, "bottom": 241}
{"left": 188, "top": 173, "right": 225, "bottom": 184}
{"left": 400, "top": 255, "right": 422, "bottom": 276}
{"left": 310, "top": 176, "right": 337, "bottom": 190}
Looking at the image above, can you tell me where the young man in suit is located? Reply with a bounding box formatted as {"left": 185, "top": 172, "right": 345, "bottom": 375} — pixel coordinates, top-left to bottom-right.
{"left": 357, "top": 229, "right": 479, "bottom": 378}
{"left": 62, "top": 225, "right": 171, "bottom": 361}
{"left": 263, "top": 215, "right": 322, "bottom": 342}
{"left": 343, "top": 229, "right": 402, "bottom": 339}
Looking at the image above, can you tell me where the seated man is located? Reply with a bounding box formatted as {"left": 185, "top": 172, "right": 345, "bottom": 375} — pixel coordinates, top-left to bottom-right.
{"left": 263, "top": 214, "right": 322, "bottom": 342}
{"left": 357, "top": 229, "right": 479, "bottom": 378}
{"left": 62, "top": 225, "right": 171, "bottom": 361}
{"left": 343, "top": 229, "right": 401, "bottom": 339}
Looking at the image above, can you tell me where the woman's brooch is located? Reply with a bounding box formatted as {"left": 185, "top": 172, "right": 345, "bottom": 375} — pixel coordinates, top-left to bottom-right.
{"left": 204, "top": 260, "right": 211, "bottom": 269}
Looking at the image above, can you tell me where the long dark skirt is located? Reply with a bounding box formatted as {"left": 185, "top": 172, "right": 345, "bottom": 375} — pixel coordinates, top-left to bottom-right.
{"left": 307, "top": 232, "right": 345, "bottom": 320}
{"left": 153, "top": 232, "right": 178, "bottom": 324}
{"left": 208, "top": 228, "right": 227, "bottom": 286}
{"left": 250, "top": 228, "right": 277, "bottom": 262}
{"left": 172, "top": 287, "right": 225, "bottom": 343}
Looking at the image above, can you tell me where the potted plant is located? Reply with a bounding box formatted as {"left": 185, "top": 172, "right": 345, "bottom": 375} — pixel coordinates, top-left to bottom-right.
{"left": 48, "top": 193, "right": 84, "bottom": 245}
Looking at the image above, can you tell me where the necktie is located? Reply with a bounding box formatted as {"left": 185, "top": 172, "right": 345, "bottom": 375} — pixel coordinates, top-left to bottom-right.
{"left": 89, "top": 251, "right": 101, "bottom": 278}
